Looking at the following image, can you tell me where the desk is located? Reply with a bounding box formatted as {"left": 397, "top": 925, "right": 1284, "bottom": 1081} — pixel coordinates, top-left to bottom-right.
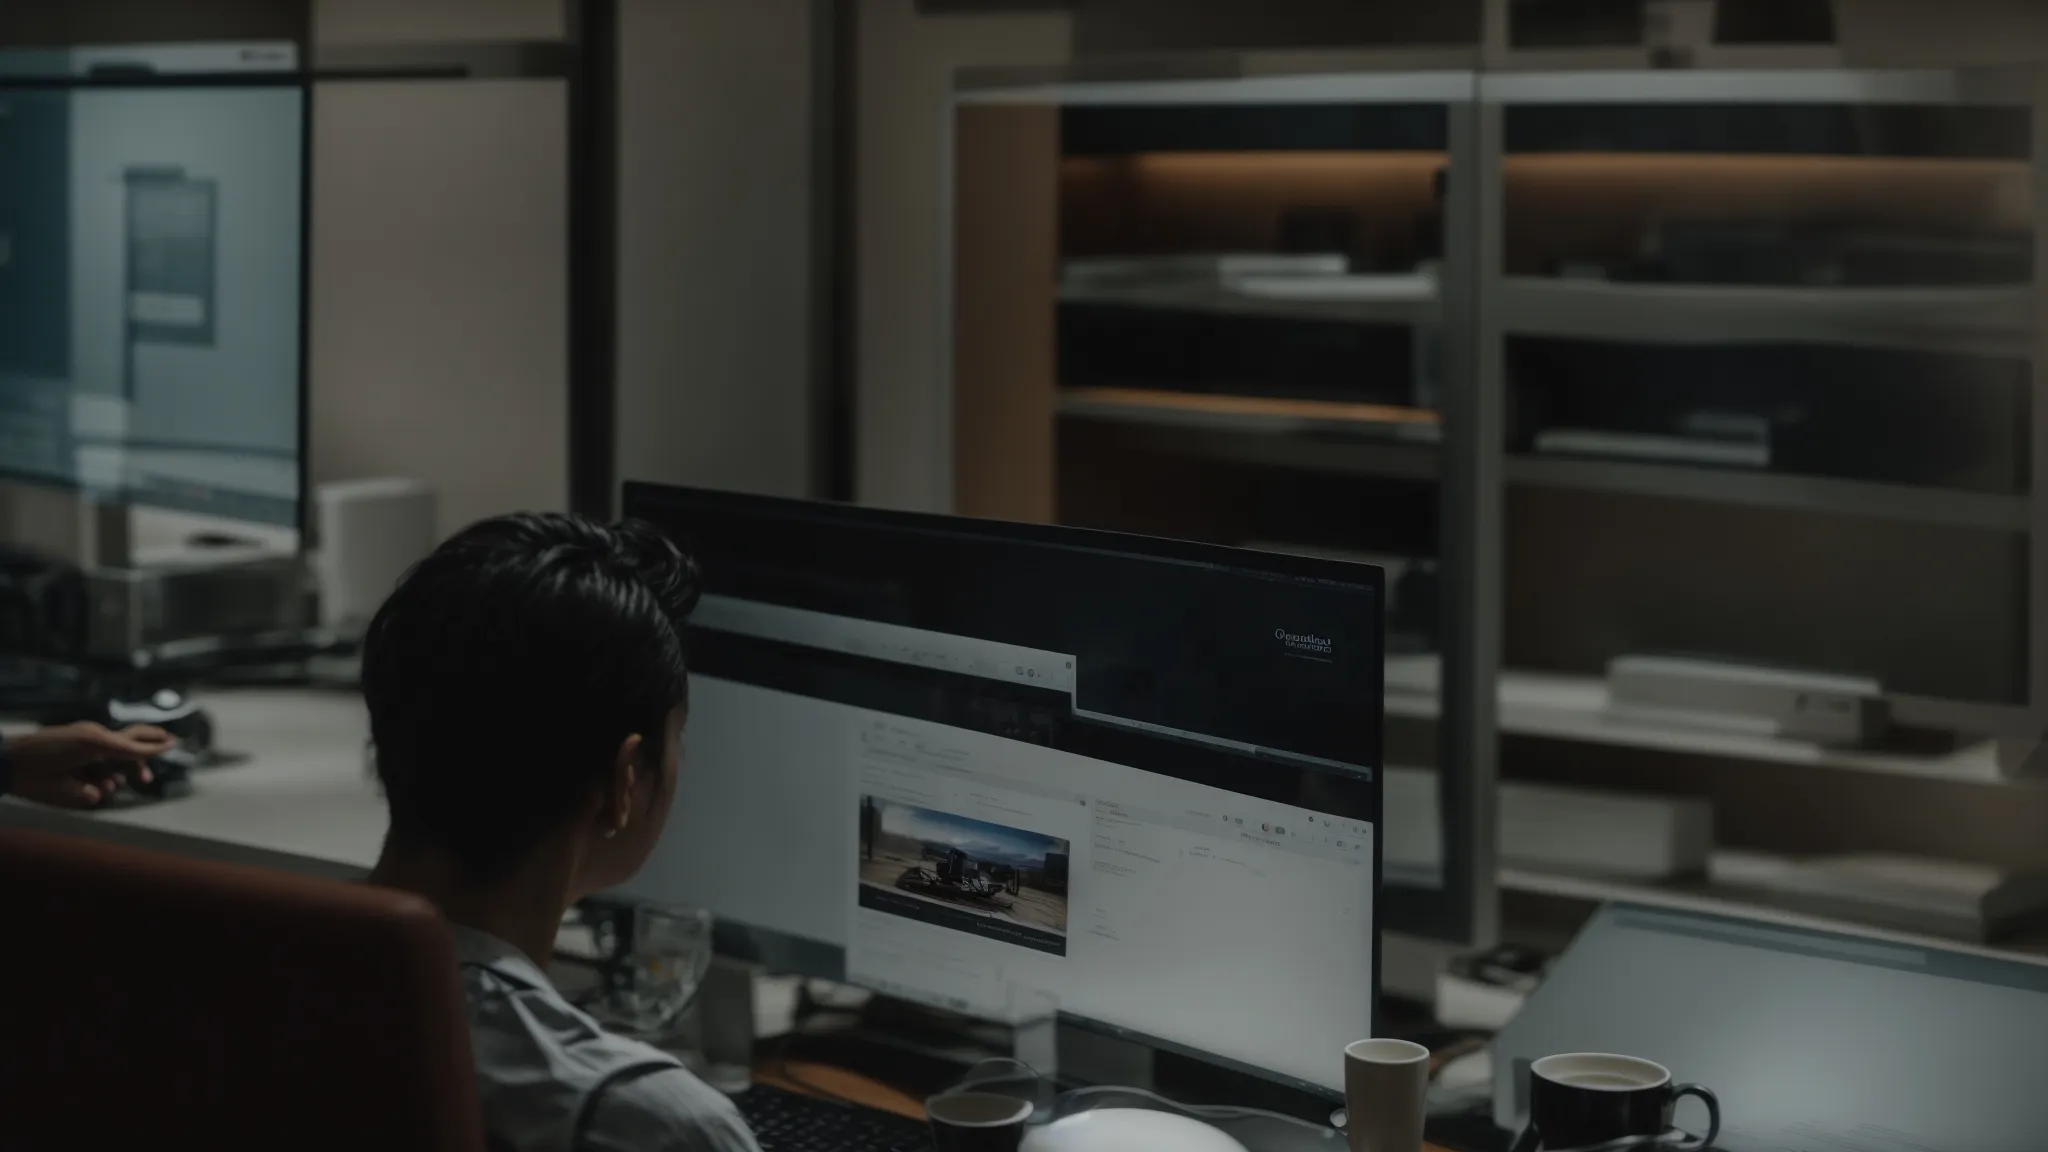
{"left": 3, "top": 687, "right": 1456, "bottom": 1152}
{"left": 755, "top": 1060, "right": 1457, "bottom": 1152}
{"left": 0, "top": 688, "right": 384, "bottom": 879}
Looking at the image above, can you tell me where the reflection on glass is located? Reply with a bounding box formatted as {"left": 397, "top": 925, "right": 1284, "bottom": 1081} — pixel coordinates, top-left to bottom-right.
{"left": 1496, "top": 73, "right": 2037, "bottom": 726}
{"left": 0, "top": 50, "right": 304, "bottom": 527}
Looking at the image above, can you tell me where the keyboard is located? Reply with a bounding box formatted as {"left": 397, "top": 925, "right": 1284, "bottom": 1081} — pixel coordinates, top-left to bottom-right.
{"left": 735, "top": 1082, "right": 933, "bottom": 1152}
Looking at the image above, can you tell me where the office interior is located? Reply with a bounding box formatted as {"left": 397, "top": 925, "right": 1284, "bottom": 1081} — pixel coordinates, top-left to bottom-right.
{"left": 8, "top": 1, "right": 2048, "bottom": 1149}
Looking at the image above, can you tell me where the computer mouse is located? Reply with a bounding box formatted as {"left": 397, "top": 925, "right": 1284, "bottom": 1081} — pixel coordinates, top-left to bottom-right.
{"left": 107, "top": 689, "right": 213, "bottom": 756}
{"left": 95, "top": 749, "right": 193, "bottom": 806}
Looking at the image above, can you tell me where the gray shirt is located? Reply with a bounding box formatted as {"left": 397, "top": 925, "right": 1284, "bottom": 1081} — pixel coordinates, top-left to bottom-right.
{"left": 451, "top": 925, "right": 761, "bottom": 1152}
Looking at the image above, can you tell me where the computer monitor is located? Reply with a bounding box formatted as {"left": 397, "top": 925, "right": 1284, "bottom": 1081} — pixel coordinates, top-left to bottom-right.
{"left": 0, "top": 42, "right": 307, "bottom": 538}
{"left": 620, "top": 483, "right": 1384, "bottom": 1100}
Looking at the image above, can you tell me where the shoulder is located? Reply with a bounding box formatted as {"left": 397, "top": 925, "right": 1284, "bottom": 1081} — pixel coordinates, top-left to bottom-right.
{"left": 581, "top": 1066, "right": 761, "bottom": 1152}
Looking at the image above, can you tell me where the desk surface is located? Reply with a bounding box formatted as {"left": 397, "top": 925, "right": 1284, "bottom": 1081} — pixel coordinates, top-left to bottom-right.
{"left": 0, "top": 688, "right": 385, "bottom": 876}
{"left": 3, "top": 687, "right": 1454, "bottom": 1150}
{"left": 757, "top": 1061, "right": 1457, "bottom": 1151}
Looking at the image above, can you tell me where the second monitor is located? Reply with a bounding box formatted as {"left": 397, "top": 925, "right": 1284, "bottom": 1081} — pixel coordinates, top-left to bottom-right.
{"left": 620, "top": 484, "right": 1384, "bottom": 1101}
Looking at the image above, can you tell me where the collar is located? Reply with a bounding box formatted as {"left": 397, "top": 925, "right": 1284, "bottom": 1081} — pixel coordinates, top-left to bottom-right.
{"left": 448, "top": 923, "right": 556, "bottom": 993}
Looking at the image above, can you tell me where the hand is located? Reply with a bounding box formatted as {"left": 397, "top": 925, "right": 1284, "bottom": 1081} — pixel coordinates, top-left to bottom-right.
{"left": 6, "top": 722, "right": 175, "bottom": 809}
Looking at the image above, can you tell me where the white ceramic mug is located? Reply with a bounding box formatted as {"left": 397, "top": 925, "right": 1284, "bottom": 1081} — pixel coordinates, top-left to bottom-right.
{"left": 1343, "top": 1038, "right": 1430, "bottom": 1152}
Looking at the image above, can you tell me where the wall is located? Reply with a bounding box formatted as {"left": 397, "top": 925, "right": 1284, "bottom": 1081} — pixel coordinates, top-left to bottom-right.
{"left": 308, "top": 78, "right": 568, "bottom": 536}
{"left": 311, "top": 0, "right": 823, "bottom": 532}
{"left": 307, "top": 0, "right": 568, "bottom": 536}
{"left": 614, "top": 0, "right": 816, "bottom": 502}
{"left": 854, "top": 0, "right": 1071, "bottom": 513}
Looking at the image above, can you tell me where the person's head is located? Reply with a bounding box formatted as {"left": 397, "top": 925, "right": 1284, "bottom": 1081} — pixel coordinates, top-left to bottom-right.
{"left": 362, "top": 511, "right": 701, "bottom": 896}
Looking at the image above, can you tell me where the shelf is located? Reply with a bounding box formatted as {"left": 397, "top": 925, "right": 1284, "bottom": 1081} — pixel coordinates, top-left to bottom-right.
{"left": 1056, "top": 387, "right": 1442, "bottom": 481}
{"left": 1057, "top": 388, "right": 2027, "bottom": 529}
{"left": 1504, "top": 454, "right": 2030, "bottom": 531}
{"left": 1383, "top": 658, "right": 2046, "bottom": 789}
{"left": 1498, "top": 277, "right": 2034, "bottom": 357}
{"left": 1058, "top": 275, "right": 1440, "bottom": 327}
{"left": 1501, "top": 857, "right": 2048, "bottom": 957}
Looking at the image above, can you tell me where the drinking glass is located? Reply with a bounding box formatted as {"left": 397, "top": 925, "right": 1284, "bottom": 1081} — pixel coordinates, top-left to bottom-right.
{"left": 596, "top": 903, "right": 715, "bottom": 1049}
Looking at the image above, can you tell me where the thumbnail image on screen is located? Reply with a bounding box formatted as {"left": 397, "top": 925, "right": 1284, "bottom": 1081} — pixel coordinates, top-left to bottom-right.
{"left": 857, "top": 795, "right": 1072, "bottom": 956}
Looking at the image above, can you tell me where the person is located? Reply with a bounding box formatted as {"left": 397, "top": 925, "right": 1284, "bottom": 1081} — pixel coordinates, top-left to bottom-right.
{"left": 0, "top": 722, "right": 173, "bottom": 808}
{"left": 362, "top": 512, "right": 758, "bottom": 1152}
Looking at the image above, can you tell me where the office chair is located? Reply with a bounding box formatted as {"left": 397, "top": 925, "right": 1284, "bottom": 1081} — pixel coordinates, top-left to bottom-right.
{"left": 0, "top": 828, "right": 487, "bottom": 1152}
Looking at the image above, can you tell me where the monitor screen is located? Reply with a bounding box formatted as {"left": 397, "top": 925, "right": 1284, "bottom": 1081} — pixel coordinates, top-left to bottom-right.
{"left": 620, "top": 484, "right": 1384, "bottom": 1097}
{"left": 0, "top": 44, "right": 304, "bottom": 529}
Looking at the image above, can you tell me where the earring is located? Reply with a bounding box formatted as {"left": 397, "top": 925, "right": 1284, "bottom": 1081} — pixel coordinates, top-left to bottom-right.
{"left": 603, "top": 827, "right": 619, "bottom": 840}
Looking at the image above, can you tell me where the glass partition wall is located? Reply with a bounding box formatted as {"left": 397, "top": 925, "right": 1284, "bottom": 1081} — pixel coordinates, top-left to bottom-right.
{"left": 949, "top": 69, "right": 1498, "bottom": 981}
{"left": 948, "top": 59, "right": 2048, "bottom": 970}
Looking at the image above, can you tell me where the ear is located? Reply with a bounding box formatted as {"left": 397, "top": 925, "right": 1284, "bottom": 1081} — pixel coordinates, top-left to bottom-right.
{"left": 602, "top": 733, "right": 644, "bottom": 838}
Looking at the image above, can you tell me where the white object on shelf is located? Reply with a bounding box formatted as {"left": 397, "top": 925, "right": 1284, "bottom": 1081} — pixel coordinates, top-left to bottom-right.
{"left": 1384, "top": 657, "right": 2027, "bottom": 787}
{"left": 312, "top": 478, "right": 438, "bottom": 637}
{"left": 1383, "top": 767, "right": 1446, "bottom": 887}
{"left": 1060, "top": 252, "right": 1348, "bottom": 287}
{"left": 1384, "top": 766, "right": 1713, "bottom": 881}
{"left": 1436, "top": 971, "right": 1530, "bottom": 1033}
{"left": 1230, "top": 267, "right": 1438, "bottom": 302}
{"left": 1533, "top": 428, "right": 1770, "bottom": 469}
{"left": 1502, "top": 779, "right": 1713, "bottom": 879}
{"left": 1711, "top": 851, "right": 2048, "bottom": 943}
{"left": 1608, "top": 654, "right": 1886, "bottom": 747}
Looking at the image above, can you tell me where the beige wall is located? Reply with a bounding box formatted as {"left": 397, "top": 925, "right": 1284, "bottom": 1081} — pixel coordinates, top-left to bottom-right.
{"left": 311, "top": 0, "right": 821, "bottom": 535}
{"left": 615, "top": 0, "right": 816, "bottom": 503}
{"left": 309, "top": 80, "right": 570, "bottom": 535}
{"left": 308, "top": 0, "right": 570, "bottom": 536}
{"left": 854, "top": 0, "right": 1071, "bottom": 513}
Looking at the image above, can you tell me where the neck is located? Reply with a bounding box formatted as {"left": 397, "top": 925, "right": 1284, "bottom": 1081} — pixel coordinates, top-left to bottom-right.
{"left": 369, "top": 833, "right": 581, "bottom": 967}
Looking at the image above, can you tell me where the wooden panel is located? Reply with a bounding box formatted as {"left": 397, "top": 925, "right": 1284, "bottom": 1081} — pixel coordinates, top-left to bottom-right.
{"left": 952, "top": 103, "right": 1060, "bottom": 522}
{"left": 855, "top": 0, "right": 1072, "bottom": 514}
{"left": 1061, "top": 152, "right": 1443, "bottom": 261}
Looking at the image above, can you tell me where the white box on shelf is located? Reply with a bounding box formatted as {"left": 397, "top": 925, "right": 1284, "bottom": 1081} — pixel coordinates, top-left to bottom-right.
{"left": 1607, "top": 654, "right": 1888, "bottom": 746}
{"left": 1384, "top": 766, "right": 1714, "bottom": 881}
{"left": 312, "top": 478, "right": 437, "bottom": 638}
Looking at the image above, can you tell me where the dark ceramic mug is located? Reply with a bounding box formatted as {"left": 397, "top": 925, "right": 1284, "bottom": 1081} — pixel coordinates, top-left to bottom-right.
{"left": 1510, "top": 1053, "right": 1719, "bottom": 1152}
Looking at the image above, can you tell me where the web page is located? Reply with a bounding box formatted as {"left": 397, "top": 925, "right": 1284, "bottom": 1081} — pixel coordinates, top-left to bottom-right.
{"left": 628, "top": 594, "right": 1379, "bottom": 1093}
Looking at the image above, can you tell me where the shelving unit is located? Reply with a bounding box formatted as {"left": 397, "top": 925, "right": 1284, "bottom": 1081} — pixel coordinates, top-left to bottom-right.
{"left": 950, "top": 56, "right": 2048, "bottom": 951}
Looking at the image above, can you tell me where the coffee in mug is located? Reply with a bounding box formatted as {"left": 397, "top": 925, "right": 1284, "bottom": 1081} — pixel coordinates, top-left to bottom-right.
{"left": 1510, "top": 1053, "right": 1719, "bottom": 1152}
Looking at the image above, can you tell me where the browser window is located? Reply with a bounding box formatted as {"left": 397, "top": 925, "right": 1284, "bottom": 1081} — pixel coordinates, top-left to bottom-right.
{"left": 632, "top": 586, "right": 1378, "bottom": 1093}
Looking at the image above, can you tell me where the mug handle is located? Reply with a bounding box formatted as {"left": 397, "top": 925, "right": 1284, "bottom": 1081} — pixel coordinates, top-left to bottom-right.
{"left": 1664, "top": 1084, "right": 1721, "bottom": 1151}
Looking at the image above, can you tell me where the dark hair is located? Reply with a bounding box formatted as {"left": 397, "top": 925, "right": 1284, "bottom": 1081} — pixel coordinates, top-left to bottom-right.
{"left": 362, "top": 512, "right": 702, "bottom": 877}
